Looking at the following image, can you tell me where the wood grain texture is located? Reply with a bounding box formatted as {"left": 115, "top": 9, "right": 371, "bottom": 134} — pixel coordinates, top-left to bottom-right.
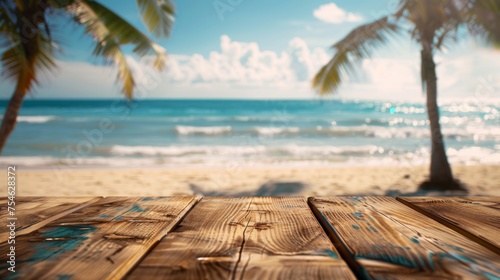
{"left": 398, "top": 196, "right": 500, "bottom": 254}
{"left": 309, "top": 196, "right": 500, "bottom": 279}
{"left": 128, "top": 197, "right": 355, "bottom": 280}
{"left": 0, "top": 197, "right": 99, "bottom": 243}
{"left": 0, "top": 196, "right": 198, "bottom": 280}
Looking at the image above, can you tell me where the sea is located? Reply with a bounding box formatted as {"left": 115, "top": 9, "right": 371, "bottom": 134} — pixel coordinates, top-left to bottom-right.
{"left": 1, "top": 99, "right": 499, "bottom": 168}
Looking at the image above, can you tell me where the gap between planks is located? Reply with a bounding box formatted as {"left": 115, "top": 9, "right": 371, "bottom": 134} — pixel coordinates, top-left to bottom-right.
{"left": 0, "top": 196, "right": 201, "bottom": 280}
{"left": 108, "top": 196, "right": 202, "bottom": 280}
{"left": 121, "top": 196, "right": 203, "bottom": 279}
{"left": 0, "top": 197, "right": 103, "bottom": 243}
{"left": 308, "top": 196, "right": 500, "bottom": 279}
{"left": 127, "top": 197, "right": 355, "bottom": 279}
{"left": 396, "top": 196, "right": 500, "bottom": 255}
{"left": 6, "top": 196, "right": 499, "bottom": 279}
{"left": 307, "top": 197, "right": 370, "bottom": 280}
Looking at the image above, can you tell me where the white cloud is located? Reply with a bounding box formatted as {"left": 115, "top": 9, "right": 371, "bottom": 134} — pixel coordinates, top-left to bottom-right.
{"left": 313, "top": 3, "right": 363, "bottom": 24}
{"left": 2, "top": 36, "right": 499, "bottom": 101}
{"left": 161, "top": 35, "right": 329, "bottom": 86}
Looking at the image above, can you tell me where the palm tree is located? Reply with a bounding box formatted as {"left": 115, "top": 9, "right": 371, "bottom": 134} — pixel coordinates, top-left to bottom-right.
{"left": 313, "top": 0, "right": 500, "bottom": 191}
{"left": 0, "top": 0, "right": 175, "bottom": 153}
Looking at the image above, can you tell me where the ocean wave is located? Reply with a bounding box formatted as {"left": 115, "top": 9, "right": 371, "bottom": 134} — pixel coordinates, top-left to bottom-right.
{"left": 111, "top": 145, "right": 266, "bottom": 156}
{"left": 254, "top": 127, "right": 300, "bottom": 136}
{"left": 233, "top": 116, "right": 253, "bottom": 122}
{"left": 175, "top": 125, "right": 232, "bottom": 135}
{"left": 3, "top": 145, "right": 500, "bottom": 168}
{"left": 277, "top": 144, "right": 385, "bottom": 156}
{"left": 65, "top": 117, "right": 98, "bottom": 122}
{"left": 255, "top": 125, "right": 500, "bottom": 140}
{"left": 172, "top": 124, "right": 500, "bottom": 140}
{"left": 0, "top": 156, "right": 160, "bottom": 167}
{"left": 17, "top": 116, "right": 56, "bottom": 123}
{"left": 110, "top": 144, "right": 386, "bottom": 157}
{"left": 447, "top": 146, "right": 500, "bottom": 165}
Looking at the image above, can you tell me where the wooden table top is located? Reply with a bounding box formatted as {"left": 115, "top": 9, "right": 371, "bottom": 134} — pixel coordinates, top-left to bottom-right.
{"left": 0, "top": 196, "right": 498, "bottom": 279}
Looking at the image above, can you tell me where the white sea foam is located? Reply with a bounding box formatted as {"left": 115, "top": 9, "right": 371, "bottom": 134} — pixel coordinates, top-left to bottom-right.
{"left": 110, "top": 144, "right": 388, "bottom": 158}
{"left": 311, "top": 125, "right": 500, "bottom": 140}
{"left": 109, "top": 144, "right": 500, "bottom": 166}
{"left": 0, "top": 156, "right": 161, "bottom": 167}
{"left": 3, "top": 144, "right": 500, "bottom": 168}
{"left": 169, "top": 124, "right": 500, "bottom": 140}
{"left": 254, "top": 127, "right": 300, "bottom": 136}
{"left": 447, "top": 146, "right": 500, "bottom": 165}
{"left": 17, "top": 116, "right": 56, "bottom": 123}
{"left": 233, "top": 116, "right": 255, "bottom": 122}
{"left": 110, "top": 145, "right": 267, "bottom": 157}
{"left": 175, "top": 125, "right": 232, "bottom": 135}
{"left": 0, "top": 156, "right": 56, "bottom": 166}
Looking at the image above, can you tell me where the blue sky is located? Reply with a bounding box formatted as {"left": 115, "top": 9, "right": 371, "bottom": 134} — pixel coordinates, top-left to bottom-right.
{"left": 1, "top": 0, "right": 499, "bottom": 100}
{"left": 58, "top": 0, "right": 396, "bottom": 57}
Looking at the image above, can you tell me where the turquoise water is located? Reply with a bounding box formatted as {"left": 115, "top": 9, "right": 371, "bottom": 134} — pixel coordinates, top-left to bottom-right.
{"left": 1, "top": 99, "right": 499, "bottom": 168}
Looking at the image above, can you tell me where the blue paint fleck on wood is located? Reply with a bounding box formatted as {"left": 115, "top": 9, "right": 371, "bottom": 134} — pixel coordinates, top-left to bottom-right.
{"left": 442, "top": 243, "right": 464, "bottom": 252}
{"left": 129, "top": 204, "right": 147, "bottom": 213}
{"left": 410, "top": 237, "right": 420, "bottom": 244}
{"left": 351, "top": 196, "right": 362, "bottom": 203}
{"left": 57, "top": 274, "right": 73, "bottom": 280}
{"left": 31, "top": 226, "right": 98, "bottom": 261}
{"left": 1, "top": 224, "right": 99, "bottom": 277}
{"left": 324, "top": 249, "right": 339, "bottom": 259}
{"left": 353, "top": 212, "right": 362, "bottom": 220}
{"left": 481, "top": 270, "right": 500, "bottom": 280}
{"left": 357, "top": 251, "right": 417, "bottom": 269}
{"left": 352, "top": 224, "right": 360, "bottom": 230}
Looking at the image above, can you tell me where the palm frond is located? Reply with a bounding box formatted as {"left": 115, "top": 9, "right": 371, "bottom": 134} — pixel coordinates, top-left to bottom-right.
{"left": 67, "top": 1, "right": 135, "bottom": 98}
{"left": 396, "top": 0, "right": 466, "bottom": 92}
{"left": 312, "top": 17, "right": 399, "bottom": 95}
{"left": 48, "top": 0, "right": 78, "bottom": 8}
{"left": 82, "top": 0, "right": 167, "bottom": 70}
{"left": 1, "top": 34, "right": 57, "bottom": 93}
{"left": 435, "top": 24, "right": 458, "bottom": 50}
{"left": 13, "top": 0, "right": 24, "bottom": 11}
{"left": 36, "top": 35, "right": 58, "bottom": 74}
{"left": 136, "top": 0, "right": 175, "bottom": 38}
{"left": 1, "top": 41, "right": 28, "bottom": 82}
{"left": 396, "top": 0, "right": 463, "bottom": 45}
{"left": 67, "top": 0, "right": 169, "bottom": 98}
{"left": 97, "top": 36, "right": 136, "bottom": 98}
{"left": 466, "top": 0, "right": 500, "bottom": 47}
{"left": 0, "top": 2, "right": 17, "bottom": 48}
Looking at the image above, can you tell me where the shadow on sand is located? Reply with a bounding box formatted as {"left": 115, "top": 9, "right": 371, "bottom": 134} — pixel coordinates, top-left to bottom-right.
{"left": 384, "top": 188, "right": 469, "bottom": 197}
{"left": 189, "top": 180, "right": 469, "bottom": 197}
{"left": 190, "top": 181, "right": 307, "bottom": 196}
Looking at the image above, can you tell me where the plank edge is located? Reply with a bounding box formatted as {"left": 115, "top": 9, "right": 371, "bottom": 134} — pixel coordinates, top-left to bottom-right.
{"left": 0, "top": 196, "right": 104, "bottom": 243}
{"left": 396, "top": 196, "right": 500, "bottom": 255}
{"left": 307, "top": 197, "right": 369, "bottom": 280}
{"left": 114, "top": 196, "right": 202, "bottom": 280}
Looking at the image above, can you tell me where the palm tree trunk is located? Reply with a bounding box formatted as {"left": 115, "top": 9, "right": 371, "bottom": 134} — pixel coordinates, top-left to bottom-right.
{"left": 0, "top": 80, "right": 27, "bottom": 154}
{"left": 421, "top": 46, "right": 454, "bottom": 185}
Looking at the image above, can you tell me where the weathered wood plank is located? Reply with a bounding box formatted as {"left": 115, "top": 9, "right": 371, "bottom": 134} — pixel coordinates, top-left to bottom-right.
{"left": 0, "top": 197, "right": 100, "bottom": 243}
{"left": 129, "top": 197, "right": 355, "bottom": 280}
{"left": 0, "top": 196, "right": 199, "bottom": 280}
{"left": 309, "top": 196, "right": 500, "bottom": 279}
{"left": 398, "top": 196, "right": 500, "bottom": 254}
{"left": 128, "top": 197, "right": 252, "bottom": 279}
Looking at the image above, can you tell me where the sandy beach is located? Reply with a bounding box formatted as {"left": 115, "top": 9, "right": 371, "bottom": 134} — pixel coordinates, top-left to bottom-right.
{"left": 6, "top": 164, "right": 499, "bottom": 197}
